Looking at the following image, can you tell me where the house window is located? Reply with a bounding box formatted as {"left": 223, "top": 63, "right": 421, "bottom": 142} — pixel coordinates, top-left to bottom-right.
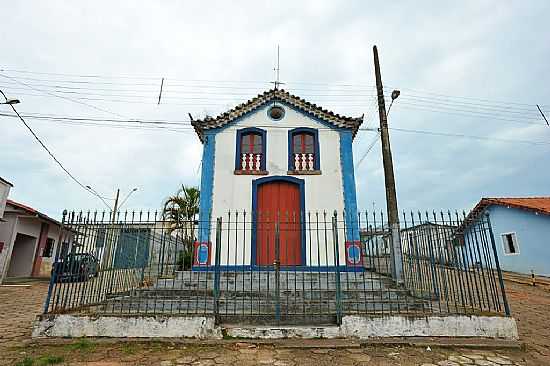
{"left": 501, "top": 232, "right": 520, "bottom": 255}
{"left": 288, "top": 128, "right": 320, "bottom": 173}
{"left": 235, "top": 128, "right": 267, "bottom": 173}
{"left": 42, "top": 238, "right": 55, "bottom": 258}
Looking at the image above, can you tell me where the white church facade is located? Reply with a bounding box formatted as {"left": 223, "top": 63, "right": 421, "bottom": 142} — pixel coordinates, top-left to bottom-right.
{"left": 191, "top": 89, "right": 363, "bottom": 270}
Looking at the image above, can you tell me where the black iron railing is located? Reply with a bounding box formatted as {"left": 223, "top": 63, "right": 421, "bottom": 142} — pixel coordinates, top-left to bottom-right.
{"left": 43, "top": 209, "right": 510, "bottom": 324}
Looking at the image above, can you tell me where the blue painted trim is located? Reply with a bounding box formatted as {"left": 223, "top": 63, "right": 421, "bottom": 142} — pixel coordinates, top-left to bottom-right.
{"left": 198, "top": 133, "right": 215, "bottom": 242}
{"left": 251, "top": 176, "right": 306, "bottom": 266}
{"left": 339, "top": 131, "right": 360, "bottom": 241}
{"left": 192, "top": 265, "right": 364, "bottom": 272}
{"left": 234, "top": 127, "right": 267, "bottom": 170}
{"left": 288, "top": 127, "right": 320, "bottom": 171}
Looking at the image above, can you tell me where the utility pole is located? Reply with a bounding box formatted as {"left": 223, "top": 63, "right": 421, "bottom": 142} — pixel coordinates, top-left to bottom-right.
{"left": 373, "top": 45, "right": 403, "bottom": 284}
{"left": 111, "top": 188, "right": 120, "bottom": 224}
{"left": 103, "top": 188, "right": 120, "bottom": 271}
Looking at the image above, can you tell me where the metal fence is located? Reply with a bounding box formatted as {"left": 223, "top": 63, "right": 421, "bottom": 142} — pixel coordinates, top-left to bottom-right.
{"left": 43, "top": 209, "right": 509, "bottom": 324}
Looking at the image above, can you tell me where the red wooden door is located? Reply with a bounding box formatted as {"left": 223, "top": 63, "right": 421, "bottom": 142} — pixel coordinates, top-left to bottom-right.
{"left": 256, "top": 181, "right": 302, "bottom": 266}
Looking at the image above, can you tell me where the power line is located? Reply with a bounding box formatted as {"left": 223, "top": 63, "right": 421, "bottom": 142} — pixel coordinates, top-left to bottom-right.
{"left": 355, "top": 131, "right": 381, "bottom": 169}
{"left": 0, "top": 74, "right": 127, "bottom": 118}
{"left": 2, "top": 68, "right": 548, "bottom": 107}
{"left": 385, "top": 83, "right": 549, "bottom": 109}
{"left": 388, "top": 127, "right": 550, "bottom": 146}
{"left": 0, "top": 89, "right": 115, "bottom": 202}
{"left": 386, "top": 100, "right": 546, "bottom": 127}
{"left": 0, "top": 83, "right": 378, "bottom": 99}
{"left": 396, "top": 94, "right": 540, "bottom": 115}
{"left": 3, "top": 110, "right": 548, "bottom": 146}
{"left": 0, "top": 68, "right": 379, "bottom": 87}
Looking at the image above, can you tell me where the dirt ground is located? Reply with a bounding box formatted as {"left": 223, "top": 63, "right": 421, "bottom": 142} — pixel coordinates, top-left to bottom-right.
{"left": 0, "top": 279, "right": 549, "bottom": 365}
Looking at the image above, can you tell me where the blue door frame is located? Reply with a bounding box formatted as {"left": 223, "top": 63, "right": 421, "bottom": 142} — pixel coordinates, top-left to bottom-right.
{"left": 251, "top": 176, "right": 306, "bottom": 267}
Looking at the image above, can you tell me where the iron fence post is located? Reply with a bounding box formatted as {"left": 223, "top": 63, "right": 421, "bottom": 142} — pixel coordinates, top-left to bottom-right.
{"left": 213, "top": 217, "right": 222, "bottom": 322}
{"left": 485, "top": 213, "right": 511, "bottom": 316}
{"left": 332, "top": 212, "right": 342, "bottom": 325}
{"left": 43, "top": 210, "right": 67, "bottom": 314}
{"left": 274, "top": 219, "right": 281, "bottom": 322}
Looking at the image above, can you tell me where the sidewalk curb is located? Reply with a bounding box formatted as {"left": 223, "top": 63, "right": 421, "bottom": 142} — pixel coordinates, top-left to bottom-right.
{"left": 30, "top": 337, "right": 523, "bottom": 350}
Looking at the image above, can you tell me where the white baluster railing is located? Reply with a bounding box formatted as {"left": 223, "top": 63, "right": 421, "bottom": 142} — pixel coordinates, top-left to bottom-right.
{"left": 241, "top": 153, "right": 262, "bottom": 171}
{"left": 293, "top": 153, "right": 315, "bottom": 171}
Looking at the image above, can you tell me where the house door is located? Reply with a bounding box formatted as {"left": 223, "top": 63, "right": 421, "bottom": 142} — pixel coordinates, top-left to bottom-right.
{"left": 256, "top": 180, "right": 302, "bottom": 266}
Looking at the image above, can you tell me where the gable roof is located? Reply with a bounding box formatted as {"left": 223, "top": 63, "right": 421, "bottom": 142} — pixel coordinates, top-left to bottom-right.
{"left": 465, "top": 197, "right": 550, "bottom": 223}
{"left": 5, "top": 199, "right": 62, "bottom": 226}
{"left": 0, "top": 176, "right": 13, "bottom": 187}
{"left": 191, "top": 88, "right": 364, "bottom": 143}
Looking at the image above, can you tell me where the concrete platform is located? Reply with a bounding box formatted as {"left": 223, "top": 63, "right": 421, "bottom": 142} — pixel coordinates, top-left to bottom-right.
{"left": 32, "top": 314, "right": 519, "bottom": 340}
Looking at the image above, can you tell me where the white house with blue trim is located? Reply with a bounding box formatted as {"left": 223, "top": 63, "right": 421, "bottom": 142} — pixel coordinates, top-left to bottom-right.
{"left": 465, "top": 197, "right": 550, "bottom": 277}
{"left": 191, "top": 89, "right": 363, "bottom": 270}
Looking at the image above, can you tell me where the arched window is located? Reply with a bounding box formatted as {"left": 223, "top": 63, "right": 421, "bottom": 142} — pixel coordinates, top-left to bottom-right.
{"left": 288, "top": 128, "right": 320, "bottom": 172}
{"left": 235, "top": 128, "right": 267, "bottom": 173}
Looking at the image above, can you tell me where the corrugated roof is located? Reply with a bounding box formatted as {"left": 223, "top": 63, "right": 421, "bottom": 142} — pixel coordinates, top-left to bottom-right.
{"left": 191, "top": 88, "right": 364, "bottom": 143}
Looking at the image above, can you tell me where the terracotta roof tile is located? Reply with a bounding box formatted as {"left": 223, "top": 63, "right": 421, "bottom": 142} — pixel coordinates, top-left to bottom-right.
{"left": 482, "top": 197, "right": 550, "bottom": 215}
{"left": 466, "top": 197, "right": 550, "bottom": 224}
{"left": 191, "top": 88, "right": 363, "bottom": 143}
{"left": 6, "top": 199, "right": 62, "bottom": 226}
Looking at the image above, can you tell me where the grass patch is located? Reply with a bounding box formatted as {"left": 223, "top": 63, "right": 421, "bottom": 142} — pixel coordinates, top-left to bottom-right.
{"left": 15, "top": 358, "right": 34, "bottom": 366}
{"left": 36, "top": 355, "right": 64, "bottom": 365}
{"left": 121, "top": 342, "right": 138, "bottom": 354}
{"left": 16, "top": 355, "right": 65, "bottom": 366}
{"left": 147, "top": 340, "right": 165, "bottom": 352}
{"left": 65, "top": 338, "right": 94, "bottom": 352}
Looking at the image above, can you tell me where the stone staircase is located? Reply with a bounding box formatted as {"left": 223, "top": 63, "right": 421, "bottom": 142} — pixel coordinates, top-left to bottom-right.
{"left": 98, "top": 270, "right": 428, "bottom": 324}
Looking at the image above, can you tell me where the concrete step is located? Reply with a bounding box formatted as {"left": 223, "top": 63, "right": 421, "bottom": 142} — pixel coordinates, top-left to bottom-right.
{"left": 154, "top": 280, "right": 396, "bottom": 292}
{"left": 173, "top": 270, "right": 393, "bottom": 281}
{"left": 132, "top": 288, "right": 413, "bottom": 301}
{"left": 99, "top": 297, "right": 426, "bottom": 315}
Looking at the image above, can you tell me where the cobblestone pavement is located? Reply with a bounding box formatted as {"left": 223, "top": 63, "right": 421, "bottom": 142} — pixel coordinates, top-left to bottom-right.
{"left": 0, "top": 280, "right": 549, "bottom": 365}
{"left": 0, "top": 281, "right": 49, "bottom": 350}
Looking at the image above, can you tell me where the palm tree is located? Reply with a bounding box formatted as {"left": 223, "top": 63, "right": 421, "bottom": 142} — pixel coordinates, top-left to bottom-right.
{"left": 162, "top": 185, "right": 200, "bottom": 270}
{"left": 162, "top": 185, "right": 200, "bottom": 227}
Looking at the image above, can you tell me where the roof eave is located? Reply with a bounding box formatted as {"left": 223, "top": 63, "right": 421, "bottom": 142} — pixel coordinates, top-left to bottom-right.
{"left": 192, "top": 89, "right": 364, "bottom": 143}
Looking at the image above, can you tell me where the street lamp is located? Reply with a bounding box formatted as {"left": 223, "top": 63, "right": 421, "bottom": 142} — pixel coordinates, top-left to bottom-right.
{"left": 84, "top": 186, "right": 138, "bottom": 211}
{"left": 118, "top": 188, "right": 138, "bottom": 211}
{"left": 387, "top": 89, "right": 400, "bottom": 116}
{"left": 0, "top": 98, "right": 20, "bottom": 105}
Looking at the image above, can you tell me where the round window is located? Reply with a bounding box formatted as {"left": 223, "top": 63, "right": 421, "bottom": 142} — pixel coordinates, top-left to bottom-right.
{"left": 268, "top": 105, "right": 285, "bottom": 120}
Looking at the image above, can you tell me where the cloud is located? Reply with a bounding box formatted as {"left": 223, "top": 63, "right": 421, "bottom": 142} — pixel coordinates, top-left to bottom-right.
{"left": 1, "top": 0, "right": 549, "bottom": 218}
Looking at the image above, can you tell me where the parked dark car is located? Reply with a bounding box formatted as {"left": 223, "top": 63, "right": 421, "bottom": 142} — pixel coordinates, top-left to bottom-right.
{"left": 52, "top": 253, "right": 99, "bottom": 282}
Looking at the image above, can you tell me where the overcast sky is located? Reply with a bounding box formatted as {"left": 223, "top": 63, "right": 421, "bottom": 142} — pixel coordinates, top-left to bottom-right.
{"left": 1, "top": 1, "right": 549, "bottom": 219}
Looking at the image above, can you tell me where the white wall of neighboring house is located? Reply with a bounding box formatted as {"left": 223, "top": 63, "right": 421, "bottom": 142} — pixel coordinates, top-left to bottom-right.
{"left": 0, "top": 179, "right": 11, "bottom": 220}
{"left": 0, "top": 208, "right": 64, "bottom": 282}
{"left": 210, "top": 105, "right": 347, "bottom": 266}
{"left": 0, "top": 214, "right": 18, "bottom": 281}
{"left": 0, "top": 216, "right": 40, "bottom": 280}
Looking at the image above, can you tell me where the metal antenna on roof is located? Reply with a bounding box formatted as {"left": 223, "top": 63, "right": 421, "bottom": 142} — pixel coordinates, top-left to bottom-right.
{"left": 270, "top": 45, "right": 285, "bottom": 90}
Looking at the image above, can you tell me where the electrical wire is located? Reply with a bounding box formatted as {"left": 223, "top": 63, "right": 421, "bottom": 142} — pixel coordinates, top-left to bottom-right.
{"left": 2, "top": 110, "right": 548, "bottom": 146}
{"left": 355, "top": 132, "right": 381, "bottom": 169}
{"left": 0, "top": 89, "right": 116, "bottom": 203}
{"left": 0, "top": 74, "right": 128, "bottom": 118}
{"left": 388, "top": 127, "right": 550, "bottom": 146}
